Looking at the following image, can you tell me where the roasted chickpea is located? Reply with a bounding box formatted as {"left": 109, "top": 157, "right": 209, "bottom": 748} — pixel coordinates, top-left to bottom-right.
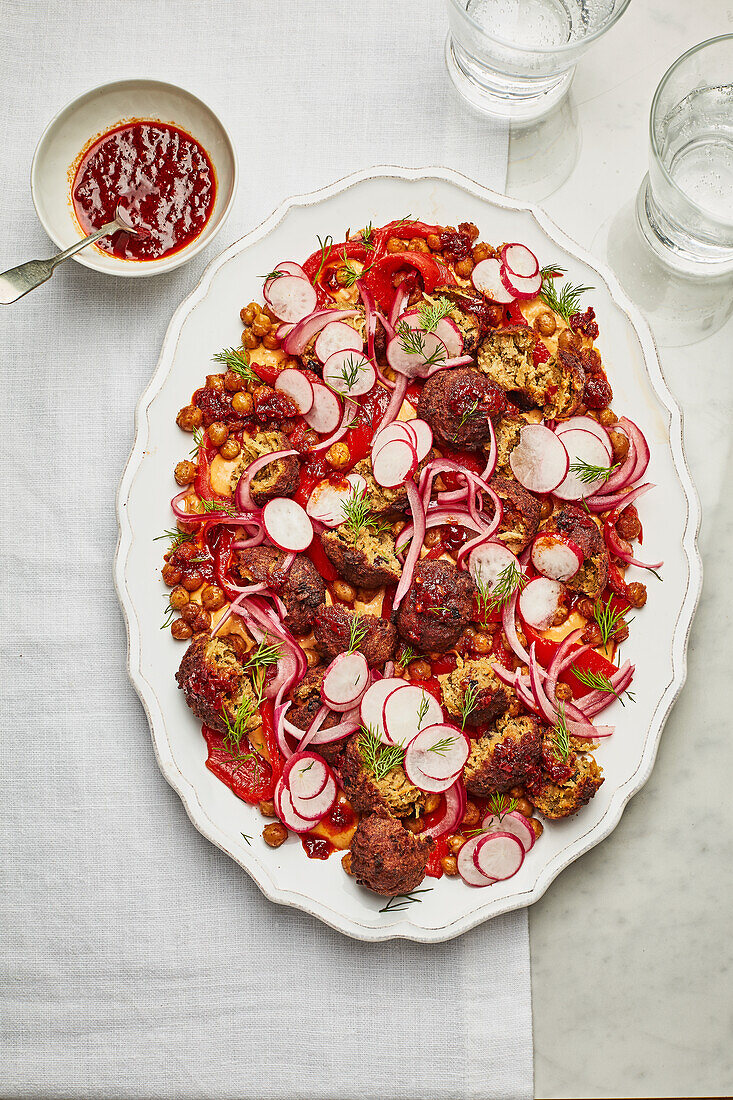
{"left": 262, "top": 333, "right": 281, "bottom": 351}
{"left": 515, "top": 798, "right": 533, "bottom": 818}
{"left": 232, "top": 391, "right": 254, "bottom": 416}
{"left": 404, "top": 817, "right": 424, "bottom": 834}
{"left": 555, "top": 682, "right": 573, "bottom": 702}
{"left": 408, "top": 237, "right": 429, "bottom": 253}
{"left": 386, "top": 236, "right": 407, "bottom": 253}
{"left": 181, "top": 570, "right": 204, "bottom": 592}
{"left": 161, "top": 563, "right": 182, "bottom": 586}
{"left": 252, "top": 314, "right": 272, "bottom": 337}
{"left": 614, "top": 621, "right": 630, "bottom": 644}
{"left": 609, "top": 429, "right": 630, "bottom": 463}
{"left": 441, "top": 855, "right": 459, "bottom": 876}
{"left": 534, "top": 310, "right": 557, "bottom": 337}
{"left": 552, "top": 604, "right": 570, "bottom": 628}
{"left": 306, "top": 648, "right": 321, "bottom": 668}
{"left": 473, "top": 633, "right": 492, "bottom": 654}
{"left": 240, "top": 303, "right": 257, "bottom": 325}
{"left": 509, "top": 786, "right": 525, "bottom": 799}
{"left": 176, "top": 404, "right": 203, "bottom": 432}
{"left": 447, "top": 834, "right": 466, "bottom": 856}
{"left": 325, "top": 442, "right": 350, "bottom": 469}
{"left": 461, "top": 802, "right": 480, "bottom": 828}
{"left": 170, "top": 618, "right": 193, "bottom": 640}
{"left": 201, "top": 584, "right": 226, "bottom": 612}
{"left": 169, "top": 586, "right": 189, "bottom": 611}
{"left": 616, "top": 506, "right": 641, "bottom": 541}
{"left": 472, "top": 242, "right": 492, "bottom": 263}
{"left": 262, "top": 305, "right": 278, "bottom": 323}
{"left": 408, "top": 658, "right": 432, "bottom": 681}
{"left": 598, "top": 408, "right": 618, "bottom": 427}
{"left": 181, "top": 603, "right": 212, "bottom": 631}
{"left": 206, "top": 374, "right": 225, "bottom": 392}
{"left": 576, "top": 597, "right": 596, "bottom": 620}
{"left": 224, "top": 370, "right": 243, "bottom": 393}
{"left": 455, "top": 258, "right": 474, "bottom": 278}
{"left": 332, "top": 580, "right": 356, "bottom": 603}
{"left": 426, "top": 233, "right": 441, "bottom": 251}
{"left": 392, "top": 520, "right": 406, "bottom": 536}
{"left": 557, "top": 328, "right": 581, "bottom": 353}
{"left": 458, "top": 627, "right": 477, "bottom": 653}
{"left": 539, "top": 498, "right": 554, "bottom": 520}
{"left": 208, "top": 421, "right": 228, "bottom": 447}
{"left": 220, "top": 439, "right": 241, "bottom": 460}
{"left": 341, "top": 851, "right": 353, "bottom": 875}
{"left": 258, "top": 799, "right": 277, "bottom": 818}
{"left": 626, "top": 581, "right": 647, "bottom": 609}
{"left": 582, "top": 622, "right": 603, "bottom": 646}
{"left": 173, "top": 460, "right": 196, "bottom": 487}
{"left": 242, "top": 330, "right": 259, "bottom": 350}
{"left": 424, "top": 793, "right": 441, "bottom": 814}
{"left": 225, "top": 634, "right": 246, "bottom": 660}
{"left": 529, "top": 817, "right": 544, "bottom": 839}
{"left": 263, "top": 823, "right": 288, "bottom": 848}
{"left": 423, "top": 528, "right": 442, "bottom": 548}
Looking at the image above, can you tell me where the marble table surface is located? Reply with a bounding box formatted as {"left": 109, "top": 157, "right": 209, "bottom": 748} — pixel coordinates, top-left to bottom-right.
{"left": 506, "top": 2, "right": 733, "bottom": 1097}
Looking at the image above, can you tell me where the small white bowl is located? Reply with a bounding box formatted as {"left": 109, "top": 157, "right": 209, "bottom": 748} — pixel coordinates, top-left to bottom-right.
{"left": 31, "top": 79, "right": 238, "bottom": 277}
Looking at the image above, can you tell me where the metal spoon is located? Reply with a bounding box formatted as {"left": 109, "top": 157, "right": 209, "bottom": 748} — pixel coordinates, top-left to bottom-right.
{"left": 0, "top": 206, "right": 139, "bottom": 304}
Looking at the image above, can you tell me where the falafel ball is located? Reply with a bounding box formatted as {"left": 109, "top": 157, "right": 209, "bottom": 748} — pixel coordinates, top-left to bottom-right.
{"left": 321, "top": 523, "right": 401, "bottom": 588}
{"left": 396, "top": 559, "right": 476, "bottom": 654}
{"left": 463, "top": 713, "right": 542, "bottom": 795}
{"left": 234, "top": 545, "right": 325, "bottom": 635}
{"left": 349, "top": 812, "right": 433, "bottom": 896}
{"left": 417, "top": 367, "right": 508, "bottom": 450}
{"left": 542, "top": 504, "right": 609, "bottom": 599}
{"left": 286, "top": 666, "right": 344, "bottom": 764}
{"left": 175, "top": 634, "right": 261, "bottom": 735}
{"left": 231, "top": 429, "right": 300, "bottom": 507}
{"left": 491, "top": 475, "right": 541, "bottom": 554}
{"left": 314, "top": 604, "right": 397, "bottom": 667}
{"left": 527, "top": 750, "right": 604, "bottom": 819}
{"left": 339, "top": 734, "right": 425, "bottom": 818}
{"left": 438, "top": 656, "right": 510, "bottom": 729}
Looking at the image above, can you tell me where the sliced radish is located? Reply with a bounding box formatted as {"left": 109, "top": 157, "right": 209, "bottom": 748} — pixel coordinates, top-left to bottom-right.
{"left": 306, "top": 473, "right": 367, "bottom": 528}
{"left": 500, "top": 265, "right": 543, "bottom": 301}
{"left": 372, "top": 438, "right": 417, "bottom": 489}
{"left": 518, "top": 577, "right": 566, "bottom": 630}
{"left": 322, "top": 651, "right": 370, "bottom": 712}
{"left": 404, "top": 724, "right": 469, "bottom": 783}
{"left": 382, "top": 684, "right": 443, "bottom": 747}
{"left": 481, "top": 810, "right": 536, "bottom": 853}
{"left": 274, "top": 368, "right": 314, "bottom": 414}
{"left": 408, "top": 419, "right": 433, "bottom": 462}
{"left": 509, "top": 423, "right": 569, "bottom": 494}
{"left": 555, "top": 416, "right": 612, "bottom": 459}
{"left": 360, "top": 678, "right": 405, "bottom": 743}
{"left": 372, "top": 421, "right": 418, "bottom": 458}
{"left": 315, "top": 321, "right": 363, "bottom": 363}
{"left": 554, "top": 428, "right": 614, "bottom": 500}
{"left": 473, "top": 832, "right": 524, "bottom": 880}
{"left": 468, "top": 541, "right": 520, "bottom": 589}
{"left": 501, "top": 243, "right": 539, "bottom": 279}
{"left": 400, "top": 310, "right": 464, "bottom": 358}
{"left": 274, "top": 779, "right": 314, "bottom": 833}
{"left": 262, "top": 497, "right": 313, "bottom": 552}
{"left": 531, "top": 533, "right": 583, "bottom": 582}
{"left": 457, "top": 837, "right": 496, "bottom": 887}
{"left": 322, "top": 350, "right": 375, "bottom": 397}
{"left": 386, "top": 332, "right": 447, "bottom": 378}
{"left": 290, "top": 774, "right": 337, "bottom": 821}
{"left": 286, "top": 754, "right": 329, "bottom": 801}
{"left": 263, "top": 261, "right": 308, "bottom": 296}
{"left": 303, "top": 383, "right": 342, "bottom": 434}
{"left": 264, "top": 275, "right": 317, "bottom": 324}
{"left": 471, "top": 258, "right": 515, "bottom": 303}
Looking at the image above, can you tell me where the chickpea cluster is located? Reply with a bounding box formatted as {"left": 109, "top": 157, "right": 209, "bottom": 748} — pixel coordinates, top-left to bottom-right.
{"left": 167, "top": 582, "right": 227, "bottom": 641}
{"left": 240, "top": 300, "right": 281, "bottom": 351}
{"left": 384, "top": 221, "right": 488, "bottom": 282}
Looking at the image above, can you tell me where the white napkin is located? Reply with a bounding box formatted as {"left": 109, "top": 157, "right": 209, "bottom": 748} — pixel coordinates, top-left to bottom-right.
{"left": 0, "top": 2, "right": 532, "bottom": 1097}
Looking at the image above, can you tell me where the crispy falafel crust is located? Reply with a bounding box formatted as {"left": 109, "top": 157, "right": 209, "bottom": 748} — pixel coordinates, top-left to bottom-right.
{"left": 339, "top": 735, "right": 425, "bottom": 818}
{"left": 491, "top": 475, "right": 542, "bottom": 554}
{"left": 464, "top": 714, "right": 542, "bottom": 795}
{"left": 543, "top": 504, "right": 609, "bottom": 598}
{"left": 234, "top": 545, "right": 325, "bottom": 634}
{"left": 528, "top": 751, "right": 604, "bottom": 818}
{"left": 175, "top": 634, "right": 259, "bottom": 735}
{"left": 438, "top": 656, "right": 510, "bottom": 729}
{"left": 477, "top": 328, "right": 585, "bottom": 419}
{"left": 321, "top": 523, "right": 401, "bottom": 588}
{"left": 231, "top": 429, "right": 300, "bottom": 507}
{"left": 314, "top": 604, "right": 397, "bottom": 667}
{"left": 417, "top": 367, "right": 508, "bottom": 450}
{"left": 350, "top": 812, "right": 433, "bottom": 896}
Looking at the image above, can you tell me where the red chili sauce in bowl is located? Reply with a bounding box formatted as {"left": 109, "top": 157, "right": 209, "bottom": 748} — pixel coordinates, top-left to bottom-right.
{"left": 72, "top": 121, "right": 216, "bottom": 261}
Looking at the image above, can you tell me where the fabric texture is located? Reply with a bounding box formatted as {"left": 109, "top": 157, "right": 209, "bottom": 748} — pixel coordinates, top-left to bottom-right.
{"left": 0, "top": 2, "right": 532, "bottom": 1098}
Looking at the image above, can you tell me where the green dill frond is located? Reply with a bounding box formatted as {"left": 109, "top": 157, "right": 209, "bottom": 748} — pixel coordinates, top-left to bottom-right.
{"left": 259, "top": 269, "right": 288, "bottom": 282}
{"left": 240, "top": 832, "right": 252, "bottom": 846}
{"left": 211, "top": 346, "right": 258, "bottom": 385}
{"left": 416, "top": 693, "right": 431, "bottom": 728}
{"left": 313, "top": 234, "right": 334, "bottom": 281}
{"left": 200, "top": 498, "right": 236, "bottom": 515}
{"left": 348, "top": 614, "right": 368, "bottom": 654}
{"left": 419, "top": 296, "right": 453, "bottom": 333}
{"left": 245, "top": 638, "right": 283, "bottom": 672}
{"left": 486, "top": 791, "right": 519, "bottom": 821}
{"left": 460, "top": 682, "right": 480, "bottom": 730}
{"left": 360, "top": 222, "right": 375, "bottom": 250}
{"left": 539, "top": 266, "right": 593, "bottom": 323}
{"left": 358, "top": 725, "right": 405, "bottom": 780}
{"left": 396, "top": 321, "right": 446, "bottom": 368}
{"left": 593, "top": 595, "right": 628, "bottom": 647}
{"left": 378, "top": 887, "right": 432, "bottom": 913}
{"left": 569, "top": 458, "right": 619, "bottom": 485}
{"left": 154, "top": 527, "right": 194, "bottom": 552}
{"left": 571, "top": 665, "right": 635, "bottom": 706}
{"left": 428, "top": 734, "right": 459, "bottom": 756}
{"left": 339, "top": 486, "right": 391, "bottom": 539}
{"left": 551, "top": 703, "right": 571, "bottom": 762}
{"left": 222, "top": 691, "right": 260, "bottom": 754}
{"left": 161, "top": 598, "right": 177, "bottom": 631}
{"left": 453, "top": 398, "right": 481, "bottom": 441}
{"left": 483, "top": 562, "right": 528, "bottom": 612}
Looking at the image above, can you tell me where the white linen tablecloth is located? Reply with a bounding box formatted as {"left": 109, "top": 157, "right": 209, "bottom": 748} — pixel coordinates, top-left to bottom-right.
{"left": 0, "top": 3, "right": 532, "bottom": 1097}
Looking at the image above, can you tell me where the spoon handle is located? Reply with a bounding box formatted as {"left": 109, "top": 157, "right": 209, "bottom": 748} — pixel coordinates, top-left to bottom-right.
{"left": 0, "top": 220, "right": 120, "bottom": 305}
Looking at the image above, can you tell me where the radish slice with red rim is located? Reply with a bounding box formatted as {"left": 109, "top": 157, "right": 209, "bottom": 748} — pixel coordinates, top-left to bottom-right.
{"left": 555, "top": 416, "right": 612, "bottom": 459}
{"left": 360, "top": 677, "right": 405, "bottom": 743}
{"left": 554, "top": 428, "right": 615, "bottom": 500}
{"left": 468, "top": 541, "right": 520, "bottom": 589}
{"left": 501, "top": 243, "right": 539, "bottom": 279}
{"left": 315, "top": 321, "right": 363, "bottom": 363}
{"left": 264, "top": 275, "right": 317, "bottom": 323}
{"left": 473, "top": 831, "right": 525, "bottom": 880}
{"left": 274, "top": 778, "right": 314, "bottom": 833}
{"left": 286, "top": 754, "right": 329, "bottom": 801}
{"left": 372, "top": 421, "right": 418, "bottom": 457}
{"left": 306, "top": 473, "right": 366, "bottom": 528}
{"left": 404, "top": 723, "right": 469, "bottom": 782}
{"left": 481, "top": 810, "right": 535, "bottom": 853}
{"left": 518, "top": 576, "right": 566, "bottom": 630}
{"left": 290, "top": 774, "right": 337, "bottom": 821}
{"left": 274, "top": 368, "right": 314, "bottom": 414}
{"left": 457, "top": 837, "right": 496, "bottom": 887}
{"left": 386, "top": 332, "right": 448, "bottom": 378}
{"left": 372, "top": 438, "right": 417, "bottom": 489}
{"left": 303, "top": 383, "right": 342, "bottom": 434}
{"left": 263, "top": 261, "right": 308, "bottom": 296}
{"left": 262, "top": 497, "right": 313, "bottom": 552}
{"left": 530, "top": 533, "right": 583, "bottom": 582}
{"left": 399, "top": 310, "right": 464, "bottom": 358}
{"left": 322, "top": 651, "right": 370, "bottom": 712}
{"left": 509, "top": 423, "right": 569, "bottom": 494}
{"left": 500, "top": 266, "right": 543, "bottom": 301}
{"left": 471, "top": 258, "right": 516, "bottom": 303}
{"left": 322, "top": 350, "right": 375, "bottom": 397}
{"left": 382, "top": 684, "right": 443, "bottom": 747}
{"left": 408, "top": 418, "right": 433, "bottom": 462}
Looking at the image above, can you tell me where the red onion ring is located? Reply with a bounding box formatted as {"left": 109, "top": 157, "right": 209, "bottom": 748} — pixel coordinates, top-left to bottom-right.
{"left": 393, "top": 480, "right": 426, "bottom": 610}
{"left": 373, "top": 373, "right": 408, "bottom": 438}
{"left": 283, "top": 308, "right": 358, "bottom": 357}
{"left": 422, "top": 780, "right": 467, "bottom": 841}
{"left": 388, "top": 285, "right": 409, "bottom": 328}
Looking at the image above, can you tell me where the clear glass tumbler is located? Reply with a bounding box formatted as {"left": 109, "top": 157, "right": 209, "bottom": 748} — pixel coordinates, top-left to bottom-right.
{"left": 444, "top": 0, "right": 631, "bottom": 120}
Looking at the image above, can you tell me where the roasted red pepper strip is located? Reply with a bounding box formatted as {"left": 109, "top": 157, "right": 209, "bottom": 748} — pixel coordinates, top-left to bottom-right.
{"left": 361, "top": 251, "right": 454, "bottom": 313}
{"left": 523, "top": 624, "right": 621, "bottom": 699}
{"left": 202, "top": 725, "right": 274, "bottom": 803}
{"left": 211, "top": 527, "right": 240, "bottom": 602}
{"left": 193, "top": 435, "right": 219, "bottom": 501}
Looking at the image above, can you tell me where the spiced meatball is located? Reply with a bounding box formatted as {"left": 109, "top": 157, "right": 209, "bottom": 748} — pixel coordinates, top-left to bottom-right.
{"left": 543, "top": 505, "right": 609, "bottom": 599}
{"left": 314, "top": 605, "right": 397, "bottom": 667}
{"left": 527, "top": 749, "right": 604, "bottom": 819}
{"left": 286, "top": 667, "right": 344, "bottom": 764}
{"left": 463, "top": 714, "right": 542, "bottom": 795}
{"left": 396, "top": 559, "right": 476, "bottom": 654}
{"left": 175, "top": 634, "right": 260, "bottom": 735}
{"left": 339, "top": 734, "right": 425, "bottom": 818}
{"left": 491, "top": 475, "right": 541, "bottom": 554}
{"left": 437, "top": 656, "right": 510, "bottom": 730}
{"left": 230, "top": 429, "right": 300, "bottom": 507}
{"left": 321, "top": 523, "right": 402, "bottom": 588}
{"left": 349, "top": 812, "right": 433, "bottom": 896}
{"left": 234, "top": 546, "right": 325, "bottom": 634}
{"left": 418, "top": 367, "right": 508, "bottom": 450}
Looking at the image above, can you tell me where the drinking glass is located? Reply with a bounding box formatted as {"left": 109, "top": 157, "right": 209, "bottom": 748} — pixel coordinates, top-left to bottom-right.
{"left": 597, "top": 35, "right": 733, "bottom": 346}
{"left": 444, "top": 0, "right": 631, "bottom": 121}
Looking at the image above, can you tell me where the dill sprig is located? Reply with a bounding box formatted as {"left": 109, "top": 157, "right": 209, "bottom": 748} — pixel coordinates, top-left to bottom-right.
{"left": 348, "top": 614, "right": 368, "bottom": 654}
{"left": 396, "top": 322, "right": 446, "bottom": 368}
{"left": 428, "top": 734, "right": 459, "bottom": 756}
{"left": 188, "top": 424, "right": 204, "bottom": 458}
{"left": 222, "top": 691, "right": 260, "bottom": 754}
{"left": 483, "top": 562, "right": 528, "bottom": 612}
{"left": 358, "top": 725, "right": 405, "bottom": 781}
{"left": 488, "top": 791, "right": 518, "bottom": 821}
{"left": 379, "top": 887, "right": 432, "bottom": 913}
{"left": 340, "top": 487, "right": 391, "bottom": 539}
{"left": 460, "top": 681, "right": 480, "bottom": 730}
{"left": 539, "top": 266, "right": 593, "bottom": 323}
{"left": 419, "top": 296, "right": 453, "bottom": 333}
{"left": 212, "top": 346, "right": 259, "bottom": 385}
{"left": 569, "top": 458, "right": 619, "bottom": 485}
{"left": 154, "top": 527, "right": 194, "bottom": 552}
{"left": 330, "top": 352, "right": 368, "bottom": 393}
{"left": 571, "top": 665, "right": 635, "bottom": 706}
{"left": 240, "top": 832, "right": 252, "bottom": 846}
{"left": 259, "top": 269, "right": 287, "bottom": 281}
{"left": 453, "top": 398, "right": 481, "bottom": 441}
{"left": 199, "top": 498, "right": 236, "bottom": 516}
{"left": 161, "top": 597, "right": 177, "bottom": 631}
{"left": 360, "top": 222, "right": 375, "bottom": 251}
{"left": 416, "top": 693, "right": 430, "bottom": 728}
{"left": 550, "top": 703, "right": 571, "bottom": 762}
{"left": 313, "top": 234, "right": 334, "bottom": 281}
{"left": 593, "top": 595, "right": 629, "bottom": 647}
{"left": 245, "top": 638, "right": 283, "bottom": 672}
